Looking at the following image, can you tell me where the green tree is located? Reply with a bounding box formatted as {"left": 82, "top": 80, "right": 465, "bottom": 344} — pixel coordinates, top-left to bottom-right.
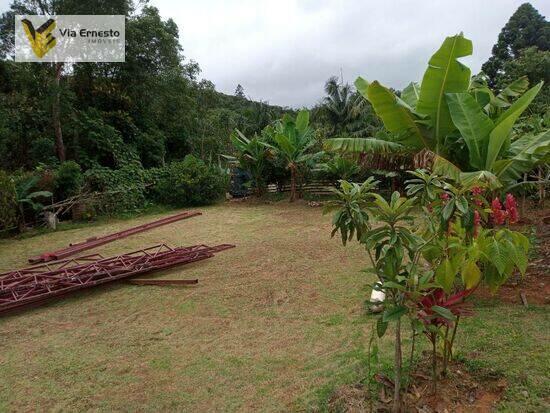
{"left": 482, "top": 3, "right": 549, "bottom": 88}
{"left": 499, "top": 46, "right": 550, "bottom": 115}
{"left": 268, "top": 110, "right": 323, "bottom": 201}
{"left": 223, "top": 129, "right": 271, "bottom": 196}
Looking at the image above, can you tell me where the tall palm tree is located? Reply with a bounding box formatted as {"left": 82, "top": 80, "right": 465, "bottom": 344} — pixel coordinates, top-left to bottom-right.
{"left": 321, "top": 76, "right": 354, "bottom": 137}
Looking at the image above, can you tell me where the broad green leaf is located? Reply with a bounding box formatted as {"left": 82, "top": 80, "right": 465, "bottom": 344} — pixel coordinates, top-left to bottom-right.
{"left": 494, "top": 129, "right": 550, "bottom": 182}
{"left": 441, "top": 199, "right": 455, "bottom": 221}
{"left": 382, "top": 305, "right": 407, "bottom": 322}
{"left": 485, "top": 81, "right": 543, "bottom": 169}
{"left": 456, "top": 196, "right": 468, "bottom": 214}
{"left": 459, "top": 170, "right": 502, "bottom": 190}
{"left": 435, "top": 258, "right": 455, "bottom": 293}
{"left": 273, "top": 133, "right": 294, "bottom": 157}
{"left": 417, "top": 34, "right": 473, "bottom": 151}
{"left": 462, "top": 260, "right": 481, "bottom": 289}
{"left": 323, "top": 137, "right": 403, "bottom": 153}
{"left": 354, "top": 76, "right": 369, "bottom": 97}
{"left": 366, "top": 80, "right": 428, "bottom": 149}
{"left": 27, "top": 191, "right": 52, "bottom": 199}
{"left": 486, "top": 239, "right": 510, "bottom": 275}
{"left": 498, "top": 76, "right": 530, "bottom": 100}
{"left": 502, "top": 238, "right": 528, "bottom": 276}
{"left": 377, "top": 317, "right": 388, "bottom": 338}
{"left": 446, "top": 93, "right": 494, "bottom": 170}
{"left": 382, "top": 281, "right": 406, "bottom": 291}
{"left": 401, "top": 82, "right": 421, "bottom": 108}
{"left": 432, "top": 305, "right": 457, "bottom": 321}
{"left": 295, "top": 110, "right": 309, "bottom": 134}
{"left": 432, "top": 155, "right": 461, "bottom": 181}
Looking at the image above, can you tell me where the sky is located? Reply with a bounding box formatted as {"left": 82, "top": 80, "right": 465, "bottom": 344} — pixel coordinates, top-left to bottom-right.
{"left": 2, "top": 0, "right": 549, "bottom": 108}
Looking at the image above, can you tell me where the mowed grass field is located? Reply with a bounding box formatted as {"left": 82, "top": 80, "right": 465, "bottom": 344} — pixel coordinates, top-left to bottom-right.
{"left": 0, "top": 201, "right": 548, "bottom": 412}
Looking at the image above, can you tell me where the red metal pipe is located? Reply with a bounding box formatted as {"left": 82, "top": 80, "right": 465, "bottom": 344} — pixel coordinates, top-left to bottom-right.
{"left": 28, "top": 210, "right": 202, "bottom": 263}
{"left": 1, "top": 243, "right": 234, "bottom": 315}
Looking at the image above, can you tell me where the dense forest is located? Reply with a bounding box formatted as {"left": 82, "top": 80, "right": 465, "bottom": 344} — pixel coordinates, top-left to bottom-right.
{"left": 0, "top": 1, "right": 548, "bottom": 233}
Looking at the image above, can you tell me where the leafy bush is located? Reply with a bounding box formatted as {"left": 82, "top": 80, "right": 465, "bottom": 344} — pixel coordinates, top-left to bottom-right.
{"left": 12, "top": 173, "right": 52, "bottom": 228}
{"left": 318, "top": 155, "right": 360, "bottom": 183}
{"left": 153, "top": 155, "right": 228, "bottom": 206}
{"left": 326, "top": 170, "right": 530, "bottom": 410}
{"left": 0, "top": 170, "right": 18, "bottom": 232}
{"left": 55, "top": 161, "right": 83, "bottom": 200}
{"left": 136, "top": 130, "right": 166, "bottom": 168}
{"left": 84, "top": 164, "right": 148, "bottom": 214}
{"left": 76, "top": 109, "right": 140, "bottom": 169}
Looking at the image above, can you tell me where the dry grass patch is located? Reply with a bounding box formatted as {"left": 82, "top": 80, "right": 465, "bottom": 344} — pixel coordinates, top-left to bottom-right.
{"left": 0, "top": 201, "right": 373, "bottom": 412}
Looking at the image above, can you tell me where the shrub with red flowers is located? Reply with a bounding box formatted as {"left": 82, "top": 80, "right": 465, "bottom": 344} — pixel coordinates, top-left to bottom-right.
{"left": 491, "top": 197, "right": 507, "bottom": 225}
{"left": 491, "top": 193, "right": 520, "bottom": 225}
{"left": 328, "top": 170, "right": 530, "bottom": 410}
{"left": 505, "top": 193, "right": 519, "bottom": 224}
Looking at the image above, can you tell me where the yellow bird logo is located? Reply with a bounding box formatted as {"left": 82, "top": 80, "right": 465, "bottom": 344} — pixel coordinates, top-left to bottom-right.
{"left": 21, "top": 18, "right": 57, "bottom": 58}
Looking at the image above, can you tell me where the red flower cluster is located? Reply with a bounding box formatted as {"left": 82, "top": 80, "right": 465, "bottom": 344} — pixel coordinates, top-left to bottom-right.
{"left": 491, "top": 194, "right": 519, "bottom": 225}
{"left": 471, "top": 186, "right": 483, "bottom": 196}
{"left": 440, "top": 192, "right": 450, "bottom": 201}
{"left": 505, "top": 193, "right": 519, "bottom": 224}
{"left": 491, "top": 198, "right": 507, "bottom": 225}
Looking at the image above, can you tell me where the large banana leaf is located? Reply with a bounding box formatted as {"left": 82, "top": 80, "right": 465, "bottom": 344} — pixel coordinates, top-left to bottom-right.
{"left": 446, "top": 92, "right": 494, "bottom": 170}
{"left": 497, "top": 76, "right": 530, "bottom": 101}
{"left": 483, "top": 76, "right": 530, "bottom": 117}
{"left": 432, "top": 155, "right": 501, "bottom": 189}
{"left": 273, "top": 133, "right": 295, "bottom": 158}
{"left": 324, "top": 137, "right": 404, "bottom": 153}
{"left": 494, "top": 129, "right": 550, "bottom": 181}
{"left": 416, "top": 34, "right": 472, "bottom": 151}
{"left": 401, "top": 82, "right": 420, "bottom": 108}
{"left": 295, "top": 109, "right": 309, "bottom": 134}
{"left": 485, "top": 81, "right": 543, "bottom": 169}
{"left": 354, "top": 77, "right": 369, "bottom": 97}
{"left": 364, "top": 80, "right": 428, "bottom": 149}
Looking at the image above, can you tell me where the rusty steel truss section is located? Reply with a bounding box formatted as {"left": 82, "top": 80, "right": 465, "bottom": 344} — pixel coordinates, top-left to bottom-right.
{"left": 28, "top": 210, "right": 202, "bottom": 264}
{"left": 1, "top": 243, "right": 234, "bottom": 315}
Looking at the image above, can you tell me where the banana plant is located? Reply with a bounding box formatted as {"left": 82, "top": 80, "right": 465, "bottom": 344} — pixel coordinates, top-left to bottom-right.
{"left": 14, "top": 176, "right": 52, "bottom": 229}
{"left": 223, "top": 129, "right": 272, "bottom": 196}
{"left": 317, "top": 155, "right": 361, "bottom": 184}
{"left": 344, "top": 34, "right": 547, "bottom": 189}
{"left": 267, "top": 110, "right": 324, "bottom": 201}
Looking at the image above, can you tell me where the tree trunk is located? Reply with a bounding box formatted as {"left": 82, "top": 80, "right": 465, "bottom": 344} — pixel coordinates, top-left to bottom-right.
{"left": 431, "top": 336, "right": 438, "bottom": 394}
{"left": 53, "top": 63, "right": 66, "bottom": 162}
{"left": 289, "top": 165, "right": 297, "bottom": 202}
{"left": 392, "top": 318, "right": 402, "bottom": 413}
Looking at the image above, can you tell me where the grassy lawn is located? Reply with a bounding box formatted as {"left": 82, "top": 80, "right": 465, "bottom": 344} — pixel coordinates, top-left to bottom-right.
{"left": 0, "top": 201, "right": 548, "bottom": 411}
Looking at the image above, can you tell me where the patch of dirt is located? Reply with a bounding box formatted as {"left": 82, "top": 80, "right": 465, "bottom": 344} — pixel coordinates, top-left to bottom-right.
{"left": 476, "top": 203, "right": 550, "bottom": 306}
{"left": 328, "top": 356, "right": 506, "bottom": 413}
{"left": 403, "top": 356, "right": 506, "bottom": 413}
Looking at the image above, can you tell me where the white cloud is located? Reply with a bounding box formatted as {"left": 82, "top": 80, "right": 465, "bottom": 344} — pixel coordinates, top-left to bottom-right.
{"left": 1, "top": 0, "right": 548, "bottom": 107}
{"left": 152, "top": 0, "right": 549, "bottom": 107}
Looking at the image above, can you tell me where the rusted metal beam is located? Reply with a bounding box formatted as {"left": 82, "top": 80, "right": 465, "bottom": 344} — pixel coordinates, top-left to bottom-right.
{"left": 127, "top": 279, "right": 199, "bottom": 286}
{"left": 28, "top": 210, "right": 202, "bottom": 263}
{"left": 1, "top": 243, "right": 234, "bottom": 315}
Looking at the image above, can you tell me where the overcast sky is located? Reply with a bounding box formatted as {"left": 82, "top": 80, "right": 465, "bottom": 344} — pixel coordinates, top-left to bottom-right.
{"left": 2, "top": 0, "right": 549, "bottom": 108}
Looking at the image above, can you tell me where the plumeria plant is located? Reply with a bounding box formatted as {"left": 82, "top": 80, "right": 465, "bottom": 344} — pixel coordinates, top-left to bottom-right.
{"left": 326, "top": 169, "right": 530, "bottom": 412}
